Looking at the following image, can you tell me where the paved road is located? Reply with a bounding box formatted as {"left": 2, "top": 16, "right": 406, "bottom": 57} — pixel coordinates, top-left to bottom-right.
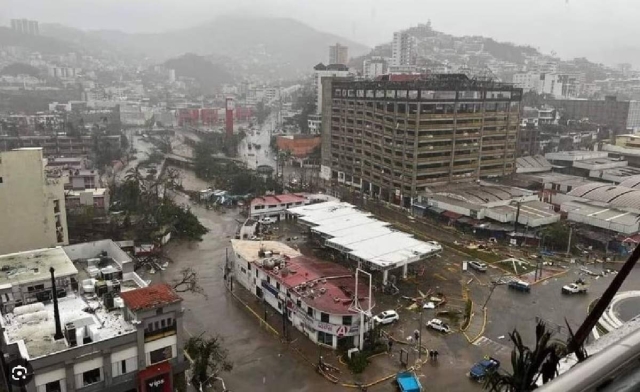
{"left": 238, "top": 113, "right": 278, "bottom": 170}
{"left": 154, "top": 171, "right": 336, "bottom": 392}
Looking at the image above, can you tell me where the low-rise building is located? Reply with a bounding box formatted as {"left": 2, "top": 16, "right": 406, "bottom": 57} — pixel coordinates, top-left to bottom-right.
{"left": 231, "top": 240, "right": 373, "bottom": 349}
{"left": 249, "top": 194, "right": 308, "bottom": 220}
{"left": 65, "top": 188, "right": 110, "bottom": 214}
{"left": 0, "top": 240, "right": 188, "bottom": 392}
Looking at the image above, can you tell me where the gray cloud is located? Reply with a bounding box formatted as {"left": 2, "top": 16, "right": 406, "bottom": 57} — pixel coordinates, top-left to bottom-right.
{"left": 5, "top": 0, "right": 639, "bottom": 65}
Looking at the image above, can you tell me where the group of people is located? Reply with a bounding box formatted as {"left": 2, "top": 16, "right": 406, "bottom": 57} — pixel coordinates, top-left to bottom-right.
{"left": 428, "top": 349, "right": 439, "bottom": 361}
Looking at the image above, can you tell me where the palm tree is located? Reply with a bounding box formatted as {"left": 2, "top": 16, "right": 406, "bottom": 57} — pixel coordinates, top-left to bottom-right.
{"left": 484, "top": 321, "right": 565, "bottom": 392}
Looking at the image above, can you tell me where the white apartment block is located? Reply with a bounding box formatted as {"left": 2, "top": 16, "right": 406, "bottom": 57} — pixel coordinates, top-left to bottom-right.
{"left": 362, "top": 58, "right": 387, "bottom": 80}
{"left": 391, "top": 31, "right": 416, "bottom": 67}
{"left": 0, "top": 148, "right": 68, "bottom": 254}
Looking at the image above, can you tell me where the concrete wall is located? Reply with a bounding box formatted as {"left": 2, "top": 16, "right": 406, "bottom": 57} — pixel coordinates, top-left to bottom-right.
{"left": 0, "top": 149, "right": 69, "bottom": 254}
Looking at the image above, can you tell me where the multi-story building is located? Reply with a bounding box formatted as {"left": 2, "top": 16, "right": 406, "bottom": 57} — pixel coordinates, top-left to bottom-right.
{"left": 231, "top": 240, "right": 374, "bottom": 349}
{"left": 249, "top": 194, "right": 308, "bottom": 220}
{"left": 313, "top": 63, "right": 352, "bottom": 116}
{"left": 362, "top": 57, "right": 387, "bottom": 80}
{"left": 391, "top": 31, "right": 416, "bottom": 67}
{"left": 547, "top": 96, "right": 630, "bottom": 134}
{"left": 329, "top": 43, "right": 349, "bottom": 65}
{"left": 320, "top": 74, "right": 522, "bottom": 207}
{"left": 10, "top": 19, "right": 39, "bottom": 35}
{"left": 0, "top": 135, "right": 121, "bottom": 158}
{"left": 0, "top": 240, "right": 187, "bottom": 392}
{"left": 0, "top": 148, "right": 68, "bottom": 254}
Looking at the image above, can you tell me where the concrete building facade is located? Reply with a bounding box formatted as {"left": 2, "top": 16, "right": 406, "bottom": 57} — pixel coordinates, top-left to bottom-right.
{"left": 391, "top": 31, "right": 416, "bottom": 67}
{"left": 0, "top": 148, "right": 68, "bottom": 254}
{"left": 329, "top": 43, "right": 349, "bottom": 65}
{"left": 320, "top": 74, "right": 522, "bottom": 207}
{"left": 547, "top": 96, "right": 630, "bottom": 134}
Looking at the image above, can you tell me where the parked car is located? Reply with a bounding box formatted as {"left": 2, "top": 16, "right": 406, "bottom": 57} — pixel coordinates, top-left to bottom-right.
{"left": 259, "top": 217, "right": 275, "bottom": 225}
{"left": 468, "top": 260, "right": 488, "bottom": 272}
{"left": 373, "top": 310, "right": 399, "bottom": 325}
{"left": 469, "top": 357, "right": 500, "bottom": 381}
{"left": 426, "top": 318, "right": 451, "bottom": 333}
{"left": 508, "top": 280, "right": 531, "bottom": 293}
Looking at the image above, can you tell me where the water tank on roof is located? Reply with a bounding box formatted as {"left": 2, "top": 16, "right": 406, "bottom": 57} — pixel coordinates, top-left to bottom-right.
{"left": 13, "top": 302, "right": 45, "bottom": 316}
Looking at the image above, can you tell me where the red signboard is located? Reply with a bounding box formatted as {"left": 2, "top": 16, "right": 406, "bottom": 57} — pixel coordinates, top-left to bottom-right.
{"left": 138, "top": 361, "right": 172, "bottom": 392}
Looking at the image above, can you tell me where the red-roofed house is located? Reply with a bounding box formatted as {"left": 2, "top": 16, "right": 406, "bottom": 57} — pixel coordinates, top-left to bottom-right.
{"left": 250, "top": 193, "right": 308, "bottom": 220}
{"left": 231, "top": 240, "right": 374, "bottom": 349}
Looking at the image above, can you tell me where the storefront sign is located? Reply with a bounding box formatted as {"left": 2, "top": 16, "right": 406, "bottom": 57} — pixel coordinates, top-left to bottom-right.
{"left": 261, "top": 280, "right": 279, "bottom": 296}
{"left": 292, "top": 307, "right": 363, "bottom": 337}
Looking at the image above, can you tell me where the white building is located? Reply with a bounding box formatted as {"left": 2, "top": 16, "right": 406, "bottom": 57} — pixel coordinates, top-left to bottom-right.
{"left": 391, "top": 31, "right": 416, "bottom": 67}
{"left": 231, "top": 240, "right": 373, "bottom": 349}
{"left": 362, "top": 57, "right": 387, "bottom": 80}
{"left": 312, "top": 63, "right": 351, "bottom": 115}
{"left": 249, "top": 194, "right": 308, "bottom": 220}
{"left": 0, "top": 148, "right": 69, "bottom": 254}
{"left": 512, "top": 72, "right": 583, "bottom": 98}
{"left": 307, "top": 114, "right": 322, "bottom": 135}
{"left": 0, "top": 240, "right": 188, "bottom": 392}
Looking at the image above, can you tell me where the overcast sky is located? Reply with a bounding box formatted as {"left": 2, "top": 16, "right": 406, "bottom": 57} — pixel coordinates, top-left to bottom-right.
{"left": 4, "top": 0, "right": 639, "bottom": 65}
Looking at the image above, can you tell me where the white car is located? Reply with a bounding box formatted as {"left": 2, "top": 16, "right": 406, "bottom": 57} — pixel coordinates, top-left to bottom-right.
{"left": 423, "top": 302, "right": 436, "bottom": 310}
{"left": 259, "top": 217, "right": 275, "bottom": 225}
{"left": 468, "top": 260, "right": 488, "bottom": 272}
{"left": 373, "top": 310, "right": 399, "bottom": 325}
{"left": 426, "top": 318, "right": 451, "bottom": 333}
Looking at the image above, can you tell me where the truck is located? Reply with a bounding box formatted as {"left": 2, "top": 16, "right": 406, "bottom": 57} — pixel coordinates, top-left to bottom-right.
{"left": 562, "top": 280, "right": 588, "bottom": 294}
{"left": 396, "top": 371, "right": 422, "bottom": 392}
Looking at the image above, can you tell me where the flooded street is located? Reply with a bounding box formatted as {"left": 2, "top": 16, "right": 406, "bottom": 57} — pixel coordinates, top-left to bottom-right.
{"left": 156, "top": 167, "right": 334, "bottom": 392}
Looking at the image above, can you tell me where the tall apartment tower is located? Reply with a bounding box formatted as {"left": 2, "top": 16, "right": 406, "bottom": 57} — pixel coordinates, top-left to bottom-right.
{"left": 0, "top": 148, "right": 68, "bottom": 254}
{"left": 329, "top": 43, "right": 349, "bottom": 65}
{"left": 391, "top": 31, "right": 416, "bottom": 66}
{"left": 320, "top": 74, "right": 523, "bottom": 207}
{"left": 10, "top": 19, "right": 39, "bottom": 35}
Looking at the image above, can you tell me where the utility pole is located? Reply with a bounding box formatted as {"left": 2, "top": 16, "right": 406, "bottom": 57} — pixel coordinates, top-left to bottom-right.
{"left": 418, "top": 308, "right": 424, "bottom": 359}
{"left": 513, "top": 199, "right": 522, "bottom": 233}
{"left": 566, "top": 226, "right": 573, "bottom": 256}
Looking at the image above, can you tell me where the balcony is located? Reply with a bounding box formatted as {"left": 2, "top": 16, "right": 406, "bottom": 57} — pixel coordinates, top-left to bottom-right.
{"left": 482, "top": 140, "right": 507, "bottom": 147}
{"left": 418, "top": 123, "right": 455, "bottom": 131}
{"left": 480, "top": 158, "right": 505, "bottom": 166}
{"left": 416, "top": 155, "right": 451, "bottom": 163}
{"left": 452, "top": 163, "right": 478, "bottom": 171}
{"left": 418, "top": 133, "right": 453, "bottom": 142}
{"left": 417, "top": 144, "right": 452, "bottom": 152}
{"left": 144, "top": 322, "right": 176, "bottom": 343}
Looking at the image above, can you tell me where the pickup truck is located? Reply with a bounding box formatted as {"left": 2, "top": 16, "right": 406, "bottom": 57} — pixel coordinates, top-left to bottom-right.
{"left": 396, "top": 371, "right": 422, "bottom": 392}
{"left": 562, "top": 282, "right": 588, "bottom": 294}
{"left": 469, "top": 357, "right": 500, "bottom": 381}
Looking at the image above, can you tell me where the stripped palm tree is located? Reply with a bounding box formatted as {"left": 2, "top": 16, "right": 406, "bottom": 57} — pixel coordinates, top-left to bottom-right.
{"left": 484, "top": 321, "right": 565, "bottom": 391}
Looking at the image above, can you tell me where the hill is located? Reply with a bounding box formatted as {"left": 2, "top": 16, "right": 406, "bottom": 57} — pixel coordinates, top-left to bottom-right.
{"left": 0, "top": 27, "right": 75, "bottom": 54}
{"left": 163, "top": 53, "right": 233, "bottom": 91}
{"left": 40, "top": 16, "right": 369, "bottom": 78}
{"left": 0, "top": 63, "right": 42, "bottom": 78}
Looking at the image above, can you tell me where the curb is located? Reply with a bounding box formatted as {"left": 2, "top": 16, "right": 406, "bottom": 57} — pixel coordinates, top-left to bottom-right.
{"left": 227, "top": 289, "right": 280, "bottom": 337}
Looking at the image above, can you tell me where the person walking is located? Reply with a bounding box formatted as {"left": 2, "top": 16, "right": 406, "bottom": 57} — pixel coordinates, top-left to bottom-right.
{"left": 388, "top": 339, "right": 394, "bottom": 353}
{"left": 434, "top": 350, "right": 439, "bottom": 361}
{"left": 429, "top": 350, "right": 434, "bottom": 360}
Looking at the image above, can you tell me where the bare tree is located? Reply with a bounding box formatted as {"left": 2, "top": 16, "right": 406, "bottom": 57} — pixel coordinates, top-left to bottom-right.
{"left": 173, "top": 267, "right": 207, "bottom": 298}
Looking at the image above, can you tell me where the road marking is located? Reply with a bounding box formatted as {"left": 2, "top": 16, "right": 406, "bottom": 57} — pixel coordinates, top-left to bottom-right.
{"left": 434, "top": 273, "right": 447, "bottom": 281}
{"left": 473, "top": 336, "right": 511, "bottom": 356}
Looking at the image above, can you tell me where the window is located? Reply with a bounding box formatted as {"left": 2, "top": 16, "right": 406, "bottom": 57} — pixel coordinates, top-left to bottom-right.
{"left": 307, "top": 307, "right": 313, "bottom": 317}
{"left": 156, "top": 308, "right": 163, "bottom": 315}
{"left": 112, "top": 357, "right": 137, "bottom": 377}
{"left": 149, "top": 346, "right": 173, "bottom": 364}
{"left": 266, "top": 276, "right": 271, "bottom": 284}
{"left": 320, "top": 312, "right": 330, "bottom": 323}
{"left": 276, "top": 282, "right": 280, "bottom": 291}
{"left": 161, "top": 319, "right": 166, "bottom": 328}
{"left": 241, "top": 267, "right": 246, "bottom": 274}
{"left": 343, "top": 316, "right": 353, "bottom": 326}
{"left": 44, "top": 380, "right": 62, "bottom": 392}
{"left": 0, "top": 177, "right": 3, "bottom": 184}
{"left": 317, "top": 331, "right": 333, "bottom": 346}
{"left": 248, "top": 263, "right": 252, "bottom": 270}
{"left": 296, "top": 299, "right": 302, "bottom": 308}
{"left": 81, "top": 368, "right": 101, "bottom": 386}
{"left": 255, "top": 270, "right": 259, "bottom": 277}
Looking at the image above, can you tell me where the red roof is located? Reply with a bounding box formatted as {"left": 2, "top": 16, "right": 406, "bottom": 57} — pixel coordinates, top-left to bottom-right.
{"left": 442, "top": 210, "right": 463, "bottom": 220}
{"left": 120, "top": 284, "right": 182, "bottom": 311}
{"left": 263, "top": 255, "right": 373, "bottom": 314}
{"left": 251, "top": 194, "right": 306, "bottom": 207}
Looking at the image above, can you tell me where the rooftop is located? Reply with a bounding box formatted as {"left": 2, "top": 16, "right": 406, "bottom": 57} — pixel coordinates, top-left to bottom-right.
{"left": 332, "top": 73, "right": 520, "bottom": 91}
{"left": 567, "top": 183, "right": 640, "bottom": 210}
{"left": 250, "top": 194, "right": 307, "bottom": 207}
{"left": 231, "top": 241, "right": 372, "bottom": 315}
{"left": 516, "top": 155, "right": 552, "bottom": 173}
{"left": 288, "top": 202, "right": 441, "bottom": 269}
{"left": 120, "top": 284, "right": 181, "bottom": 312}
{"left": 1, "top": 293, "right": 136, "bottom": 359}
{"left": 0, "top": 248, "right": 78, "bottom": 289}
{"left": 545, "top": 150, "right": 608, "bottom": 162}
{"left": 427, "top": 183, "right": 533, "bottom": 205}
{"left": 231, "top": 240, "right": 301, "bottom": 263}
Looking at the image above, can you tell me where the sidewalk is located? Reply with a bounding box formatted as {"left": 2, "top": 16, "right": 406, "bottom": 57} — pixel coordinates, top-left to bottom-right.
{"left": 462, "top": 301, "right": 487, "bottom": 344}
{"left": 227, "top": 281, "right": 425, "bottom": 389}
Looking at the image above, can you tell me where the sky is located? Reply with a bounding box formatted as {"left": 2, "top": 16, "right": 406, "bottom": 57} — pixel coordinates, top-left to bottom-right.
{"left": 4, "top": 0, "right": 640, "bottom": 66}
